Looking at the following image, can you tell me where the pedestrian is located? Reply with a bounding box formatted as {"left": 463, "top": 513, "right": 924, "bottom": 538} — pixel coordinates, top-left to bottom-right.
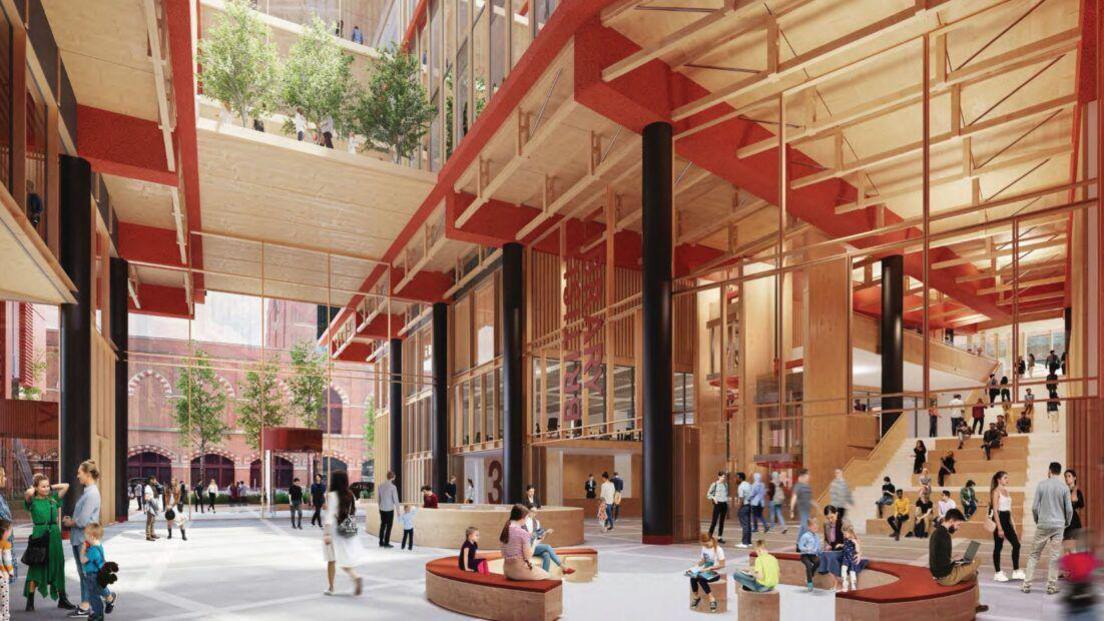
{"left": 918, "top": 466, "right": 932, "bottom": 498}
{"left": 1063, "top": 469, "right": 1084, "bottom": 555}
{"left": 886, "top": 489, "right": 910, "bottom": 541}
{"left": 192, "top": 480, "right": 203, "bottom": 514}
{"left": 999, "top": 376, "right": 1012, "bottom": 414}
{"left": 960, "top": 480, "right": 977, "bottom": 520}
{"left": 0, "top": 467, "right": 16, "bottom": 586}
{"left": 206, "top": 479, "right": 218, "bottom": 512}
{"left": 288, "top": 477, "right": 304, "bottom": 529}
{"left": 735, "top": 472, "right": 752, "bottom": 548}
{"left": 521, "top": 485, "right": 539, "bottom": 510}
{"left": 164, "top": 480, "right": 178, "bottom": 539}
{"left": 77, "top": 523, "right": 109, "bottom": 621}
{"left": 1016, "top": 355, "right": 1026, "bottom": 377}
{"left": 790, "top": 469, "right": 815, "bottom": 543}
{"left": 1021, "top": 462, "right": 1073, "bottom": 594}
{"left": 398, "top": 504, "right": 417, "bottom": 551}
{"left": 1059, "top": 532, "right": 1099, "bottom": 620}
{"left": 351, "top": 25, "right": 363, "bottom": 44}
{"left": 320, "top": 115, "right": 334, "bottom": 149}
{"left": 768, "top": 472, "right": 787, "bottom": 534}
{"left": 458, "top": 527, "right": 488, "bottom": 574}
{"left": 937, "top": 490, "right": 957, "bottom": 522}
{"left": 422, "top": 485, "right": 439, "bottom": 508}
{"left": 797, "top": 517, "right": 822, "bottom": 591}
{"left": 62, "top": 460, "right": 115, "bottom": 617}
{"left": 839, "top": 524, "right": 867, "bottom": 593}
{"left": 1046, "top": 349, "right": 1059, "bottom": 375}
{"left": 444, "top": 476, "right": 458, "bottom": 503}
{"left": 465, "top": 478, "right": 475, "bottom": 503}
{"left": 874, "top": 476, "right": 895, "bottom": 518}
{"left": 143, "top": 476, "right": 160, "bottom": 541}
{"left": 937, "top": 451, "right": 956, "bottom": 487}
{"left": 293, "top": 109, "right": 307, "bottom": 141}
{"left": 912, "top": 440, "right": 927, "bottom": 474}
{"left": 23, "top": 474, "right": 75, "bottom": 611}
{"left": 133, "top": 482, "right": 143, "bottom": 513}
{"left": 990, "top": 470, "right": 1022, "bottom": 582}
{"left": 176, "top": 480, "right": 186, "bottom": 514}
{"left": 948, "top": 393, "right": 965, "bottom": 439}
{"left": 321, "top": 470, "right": 362, "bottom": 596}
{"left": 1046, "top": 391, "right": 1060, "bottom": 432}
{"left": 599, "top": 472, "right": 616, "bottom": 531}
{"left": 705, "top": 471, "right": 728, "bottom": 544}
{"left": 982, "top": 422, "right": 1002, "bottom": 460}
{"left": 584, "top": 474, "right": 596, "bottom": 499}
{"left": 687, "top": 533, "right": 725, "bottom": 612}
{"left": 930, "top": 509, "right": 990, "bottom": 615}
{"left": 611, "top": 472, "right": 624, "bottom": 520}
{"left": 971, "top": 398, "right": 986, "bottom": 435}
{"left": 927, "top": 397, "right": 940, "bottom": 437}
{"left": 828, "top": 469, "right": 852, "bottom": 541}
{"left": 955, "top": 418, "right": 972, "bottom": 449}
{"left": 987, "top": 374, "right": 999, "bottom": 405}
{"left": 377, "top": 471, "right": 399, "bottom": 548}
{"left": 1016, "top": 409, "right": 1032, "bottom": 433}
{"left": 310, "top": 474, "right": 326, "bottom": 527}
{"left": 1023, "top": 388, "right": 1035, "bottom": 417}
{"left": 1028, "top": 352, "right": 1036, "bottom": 375}
{"left": 911, "top": 491, "right": 933, "bottom": 538}
{"left": 749, "top": 472, "right": 767, "bottom": 533}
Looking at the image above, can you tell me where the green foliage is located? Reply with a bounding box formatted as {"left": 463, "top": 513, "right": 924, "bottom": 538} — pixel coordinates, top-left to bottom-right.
{"left": 174, "top": 348, "right": 230, "bottom": 481}
{"left": 363, "top": 397, "right": 377, "bottom": 446}
{"left": 353, "top": 46, "right": 436, "bottom": 163}
{"left": 280, "top": 17, "right": 358, "bottom": 136}
{"left": 237, "top": 356, "right": 286, "bottom": 450}
{"left": 198, "top": 0, "right": 280, "bottom": 127}
{"left": 16, "top": 352, "right": 48, "bottom": 400}
{"left": 287, "top": 342, "right": 326, "bottom": 429}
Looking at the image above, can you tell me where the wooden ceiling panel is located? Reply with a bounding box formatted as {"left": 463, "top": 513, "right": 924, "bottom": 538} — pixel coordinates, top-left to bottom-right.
{"left": 103, "top": 175, "right": 176, "bottom": 229}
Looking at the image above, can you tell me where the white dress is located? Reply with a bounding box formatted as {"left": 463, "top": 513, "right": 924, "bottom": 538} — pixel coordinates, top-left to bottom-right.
{"left": 322, "top": 491, "right": 360, "bottom": 568}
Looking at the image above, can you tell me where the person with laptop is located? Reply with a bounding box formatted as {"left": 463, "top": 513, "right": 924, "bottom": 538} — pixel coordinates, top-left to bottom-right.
{"left": 929, "top": 509, "right": 989, "bottom": 614}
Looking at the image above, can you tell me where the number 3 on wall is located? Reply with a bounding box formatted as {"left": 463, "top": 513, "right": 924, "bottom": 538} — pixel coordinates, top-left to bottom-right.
{"left": 487, "top": 460, "right": 502, "bottom": 504}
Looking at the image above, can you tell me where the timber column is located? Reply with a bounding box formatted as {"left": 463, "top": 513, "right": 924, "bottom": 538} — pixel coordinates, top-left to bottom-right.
{"left": 431, "top": 303, "right": 449, "bottom": 495}
{"left": 110, "top": 257, "right": 129, "bottom": 520}
{"left": 880, "top": 255, "right": 904, "bottom": 435}
{"left": 501, "top": 243, "right": 524, "bottom": 505}
{"left": 641, "top": 122, "right": 674, "bottom": 544}
{"left": 389, "top": 338, "right": 403, "bottom": 494}
{"left": 59, "top": 155, "right": 92, "bottom": 517}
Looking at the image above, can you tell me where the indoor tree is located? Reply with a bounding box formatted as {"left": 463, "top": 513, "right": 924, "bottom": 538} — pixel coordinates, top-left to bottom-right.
{"left": 353, "top": 45, "right": 436, "bottom": 163}
{"left": 197, "top": 0, "right": 280, "bottom": 127}
{"left": 287, "top": 341, "right": 327, "bottom": 429}
{"left": 174, "top": 348, "right": 230, "bottom": 486}
{"left": 280, "top": 17, "right": 358, "bottom": 139}
{"left": 237, "top": 356, "right": 286, "bottom": 450}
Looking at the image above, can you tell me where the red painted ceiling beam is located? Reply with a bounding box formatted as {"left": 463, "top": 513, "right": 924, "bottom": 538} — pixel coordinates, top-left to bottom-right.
{"left": 390, "top": 268, "right": 453, "bottom": 303}
{"left": 334, "top": 341, "right": 374, "bottom": 362}
{"left": 359, "top": 313, "right": 404, "bottom": 340}
{"left": 129, "top": 284, "right": 192, "bottom": 319}
{"left": 118, "top": 222, "right": 183, "bottom": 268}
{"left": 77, "top": 106, "right": 176, "bottom": 186}
{"left": 574, "top": 16, "right": 1011, "bottom": 325}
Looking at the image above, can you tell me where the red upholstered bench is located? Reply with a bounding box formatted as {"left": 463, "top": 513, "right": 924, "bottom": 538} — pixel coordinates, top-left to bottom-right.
{"left": 760, "top": 552, "right": 979, "bottom": 620}
{"left": 425, "top": 548, "right": 598, "bottom": 621}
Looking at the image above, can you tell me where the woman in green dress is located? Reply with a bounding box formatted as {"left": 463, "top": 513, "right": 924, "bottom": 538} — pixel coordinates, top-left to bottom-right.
{"left": 23, "top": 473, "right": 74, "bottom": 611}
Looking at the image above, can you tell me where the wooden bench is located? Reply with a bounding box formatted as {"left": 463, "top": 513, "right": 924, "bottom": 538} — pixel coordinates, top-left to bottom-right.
{"left": 736, "top": 588, "right": 779, "bottom": 621}
{"left": 756, "top": 552, "right": 979, "bottom": 620}
{"left": 425, "top": 547, "right": 598, "bottom": 620}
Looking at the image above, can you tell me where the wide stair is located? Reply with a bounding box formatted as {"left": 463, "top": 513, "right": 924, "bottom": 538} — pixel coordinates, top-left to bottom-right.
{"left": 863, "top": 435, "right": 1030, "bottom": 540}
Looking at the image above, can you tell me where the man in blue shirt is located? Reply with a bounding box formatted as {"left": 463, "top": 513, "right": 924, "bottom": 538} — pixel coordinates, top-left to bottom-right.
{"left": 309, "top": 474, "right": 326, "bottom": 528}
{"left": 749, "top": 472, "right": 766, "bottom": 533}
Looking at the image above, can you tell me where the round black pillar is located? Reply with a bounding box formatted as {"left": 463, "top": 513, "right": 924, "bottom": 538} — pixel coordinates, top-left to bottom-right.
{"left": 641, "top": 122, "right": 674, "bottom": 544}
{"left": 110, "top": 257, "right": 129, "bottom": 520}
{"left": 59, "top": 155, "right": 92, "bottom": 518}
{"left": 431, "top": 302, "right": 449, "bottom": 495}
{"left": 880, "top": 254, "right": 904, "bottom": 436}
{"left": 501, "top": 242, "right": 524, "bottom": 505}
{"left": 389, "top": 338, "right": 403, "bottom": 494}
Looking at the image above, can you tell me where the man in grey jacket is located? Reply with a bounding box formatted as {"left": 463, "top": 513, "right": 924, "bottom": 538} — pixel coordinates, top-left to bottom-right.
{"left": 377, "top": 471, "right": 400, "bottom": 548}
{"left": 1022, "top": 461, "right": 1073, "bottom": 594}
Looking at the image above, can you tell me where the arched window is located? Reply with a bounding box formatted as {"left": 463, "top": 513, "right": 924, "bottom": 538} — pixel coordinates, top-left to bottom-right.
{"left": 127, "top": 452, "right": 172, "bottom": 484}
{"left": 190, "top": 454, "right": 235, "bottom": 488}
{"left": 322, "top": 457, "right": 348, "bottom": 480}
{"left": 250, "top": 456, "right": 294, "bottom": 489}
{"left": 322, "top": 387, "right": 343, "bottom": 434}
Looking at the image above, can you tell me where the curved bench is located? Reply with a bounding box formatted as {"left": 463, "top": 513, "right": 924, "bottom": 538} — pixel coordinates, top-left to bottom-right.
{"left": 758, "top": 552, "right": 979, "bottom": 620}
{"left": 425, "top": 548, "right": 598, "bottom": 621}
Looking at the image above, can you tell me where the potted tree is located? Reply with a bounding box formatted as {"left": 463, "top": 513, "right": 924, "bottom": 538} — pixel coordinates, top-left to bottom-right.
{"left": 280, "top": 17, "right": 358, "bottom": 145}
{"left": 352, "top": 45, "right": 436, "bottom": 163}
{"left": 197, "top": 0, "right": 280, "bottom": 128}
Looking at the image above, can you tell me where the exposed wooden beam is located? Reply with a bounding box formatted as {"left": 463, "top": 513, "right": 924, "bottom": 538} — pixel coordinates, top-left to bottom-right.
{"left": 931, "top": 237, "right": 1066, "bottom": 270}
{"left": 976, "top": 275, "right": 1066, "bottom": 295}
{"left": 141, "top": 0, "right": 176, "bottom": 173}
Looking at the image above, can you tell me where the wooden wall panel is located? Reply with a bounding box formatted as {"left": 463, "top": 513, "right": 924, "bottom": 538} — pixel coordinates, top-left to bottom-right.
{"left": 562, "top": 453, "right": 614, "bottom": 500}
{"left": 91, "top": 332, "right": 116, "bottom": 523}
{"left": 530, "top": 250, "right": 560, "bottom": 343}
{"left": 1066, "top": 398, "right": 1102, "bottom": 536}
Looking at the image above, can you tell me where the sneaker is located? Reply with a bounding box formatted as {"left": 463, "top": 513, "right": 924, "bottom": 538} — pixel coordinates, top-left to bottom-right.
{"left": 1046, "top": 584, "right": 1059, "bottom": 595}
{"left": 710, "top": 600, "right": 718, "bottom": 612}
{"left": 1012, "top": 569, "right": 1026, "bottom": 580}
{"left": 105, "top": 593, "right": 116, "bottom": 614}
{"left": 976, "top": 605, "right": 990, "bottom": 613}
{"left": 1021, "top": 583, "right": 1031, "bottom": 593}
{"left": 717, "top": 538, "right": 725, "bottom": 544}
{"left": 690, "top": 597, "right": 700, "bottom": 609}
{"left": 66, "top": 608, "right": 89, "bottom": 617}
{"left": 735, "top": 543, "right": 750, "bottom": 549}
{"left": 806, "top": 582, "right": 815, "bottom": 592}
{"left": 994, "top": 571, "right": 1009, "bottom": 582}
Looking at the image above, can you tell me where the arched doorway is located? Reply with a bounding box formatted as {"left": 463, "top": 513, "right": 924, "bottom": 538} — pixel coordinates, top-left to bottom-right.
{"left": 250, "top": 456, "right": 294, "bottom": 489}
{"left": 190, "top": 454, "right": 235, "bottom": 488}
{"left": 127, "top": 452, "right": 171, "bottom": 483}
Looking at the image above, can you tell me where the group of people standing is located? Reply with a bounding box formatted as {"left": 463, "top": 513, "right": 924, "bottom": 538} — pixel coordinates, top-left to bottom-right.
{"left": 139, "top": 475, "right": 190, "bottom": 542}
{"left": 705, "top": 470, "right": 790, "bottom": 547}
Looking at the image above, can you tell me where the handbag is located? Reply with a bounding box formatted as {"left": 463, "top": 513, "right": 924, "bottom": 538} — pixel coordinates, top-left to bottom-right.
{"left": 336, "top": 516, "right": 358, "bottom": 538}
{"left": 165, "top": 508, "right": 176, "bottom": 521}
{"left": 21, "top": 533, "right": 47, "bottom": 566}
{"left": 984, "top": 508, "right": 997, "bottom": 534}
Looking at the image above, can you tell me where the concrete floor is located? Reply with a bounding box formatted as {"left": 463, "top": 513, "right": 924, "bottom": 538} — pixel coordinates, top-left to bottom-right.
{"left": 6, "top": 510, "right": 1080, "bottom": 620}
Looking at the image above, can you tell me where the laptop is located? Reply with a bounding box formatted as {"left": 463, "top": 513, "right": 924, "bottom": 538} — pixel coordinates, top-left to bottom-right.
{"left": 958, "top": 540, "right": 981, "bottom": 564}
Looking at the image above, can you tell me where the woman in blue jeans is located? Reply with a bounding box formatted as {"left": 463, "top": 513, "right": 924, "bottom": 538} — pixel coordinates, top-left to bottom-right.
{"left": 63, "top": 460, "right": 116, "bottom": 616}
{"left": 526, "top": 513, "right": 575, "bottom": 575}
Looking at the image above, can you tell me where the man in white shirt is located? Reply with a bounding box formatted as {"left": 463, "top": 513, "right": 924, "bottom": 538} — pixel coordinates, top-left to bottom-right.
{"left": 937, "top": 490, "right": 957, "bottom": 520}
{"left": 600, "top": 472, "right": 616, "bottom": 531}
{"left": 948, "top": 394, "right": 966, "bottom": 438}
{"left": 735, "top": 472, "right": 752, "bottom": 548}
{"left": 293, "top": 109, "right": 308, "bottom": 142}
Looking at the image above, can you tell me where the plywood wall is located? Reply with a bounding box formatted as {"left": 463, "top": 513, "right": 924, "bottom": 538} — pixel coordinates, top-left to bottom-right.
{"left": 91, "top": 332, "right": 116, "bottom": 523}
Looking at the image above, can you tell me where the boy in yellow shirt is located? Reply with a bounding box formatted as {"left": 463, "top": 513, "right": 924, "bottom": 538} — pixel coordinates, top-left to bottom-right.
{"left": 733, "top": 539, "right": 779, "bottom": 592}
{"left": 887, "top": 489, "right": 911, "bottom": 541}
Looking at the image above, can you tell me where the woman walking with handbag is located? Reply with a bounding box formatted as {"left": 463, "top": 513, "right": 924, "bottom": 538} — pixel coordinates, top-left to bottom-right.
{"left": 321, "top": 471, "right": 362, "bottom": 596}
{"left": 22, "top": 474, "right": 75, "bottom": 611}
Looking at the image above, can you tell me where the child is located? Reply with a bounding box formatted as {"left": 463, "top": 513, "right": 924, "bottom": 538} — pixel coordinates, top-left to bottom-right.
{"left": 398, "top": 504, "right": 417, "bottom": 550}
{"left": 175, "top": 504, "right": 189, "bottom": 541}
{"left": 0, "top": 518, "right": 10, "bottom": 621}
{"left": 839, "top": 524, "right": 867, "bottom": 592}
{"left": 458, "top": 527, "right": 489, "bottom": 574}
{"left": 596, "top": 500, "right": 609, "bottom": 532}
{"left": 80, "top": 523, "right": 107, "bottom": 620}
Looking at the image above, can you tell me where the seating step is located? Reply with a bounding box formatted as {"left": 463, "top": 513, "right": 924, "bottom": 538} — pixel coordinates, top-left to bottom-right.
{"left": 912, "top": 470, "right": 1027, "bottom": 488}
{"left": 931, "top": 435, "right": 1029, "bottom": 451}
{"left": 866, "top": 518, "right": 1018, "bottom": 540}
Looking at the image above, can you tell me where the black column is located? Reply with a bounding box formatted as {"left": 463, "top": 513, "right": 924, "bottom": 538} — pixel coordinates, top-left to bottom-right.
{"left": 388, "top": 338, "right": 403, "bottom": 494}
{"left": 431, "top": 302, "right": 448, "bottom": 495}
{"left": 110, "top": 258, "right": 129, "bottom": 520}
{"left": 58, "top": 155, "right": 92, "bottom": 518}
{"left": 501, "top": 242, "right": 524, "bottom": 505}
{"left": 641, "top": 122, "right": 673, "bottom": 544}
{"left": 880, "top": 255, "right": 904, "bottom": 436}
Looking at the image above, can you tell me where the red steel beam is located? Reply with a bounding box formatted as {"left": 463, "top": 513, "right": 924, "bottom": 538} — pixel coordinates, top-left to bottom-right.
{"left": 117, "top": 222, "right": 184, "bottom": 268}
{"left": 130, "top": 283, "right": 192, "bottom": 319}
{"left": 77, "top": 106, "right": 176, "bottom": 186}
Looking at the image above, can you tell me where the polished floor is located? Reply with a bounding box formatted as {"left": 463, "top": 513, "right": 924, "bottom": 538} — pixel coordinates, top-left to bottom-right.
{"left": 6, "top": 509, "right": 1080, "bottom": 620}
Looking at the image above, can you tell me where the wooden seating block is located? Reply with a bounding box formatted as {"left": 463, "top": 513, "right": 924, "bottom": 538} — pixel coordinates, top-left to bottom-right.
{"left": 558, "top": 554, "right": 597, "bottom": 582}
{"left": 736, "top": 589, "right": 780, "bottom": 621}
{"left": 689, "top": 574, "right": 728, "bottom": 613}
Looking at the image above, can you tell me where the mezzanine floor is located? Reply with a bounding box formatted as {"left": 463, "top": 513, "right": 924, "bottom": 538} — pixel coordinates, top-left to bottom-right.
{"left": 7, "top": 512, "right": 1074, "bottom": 620}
